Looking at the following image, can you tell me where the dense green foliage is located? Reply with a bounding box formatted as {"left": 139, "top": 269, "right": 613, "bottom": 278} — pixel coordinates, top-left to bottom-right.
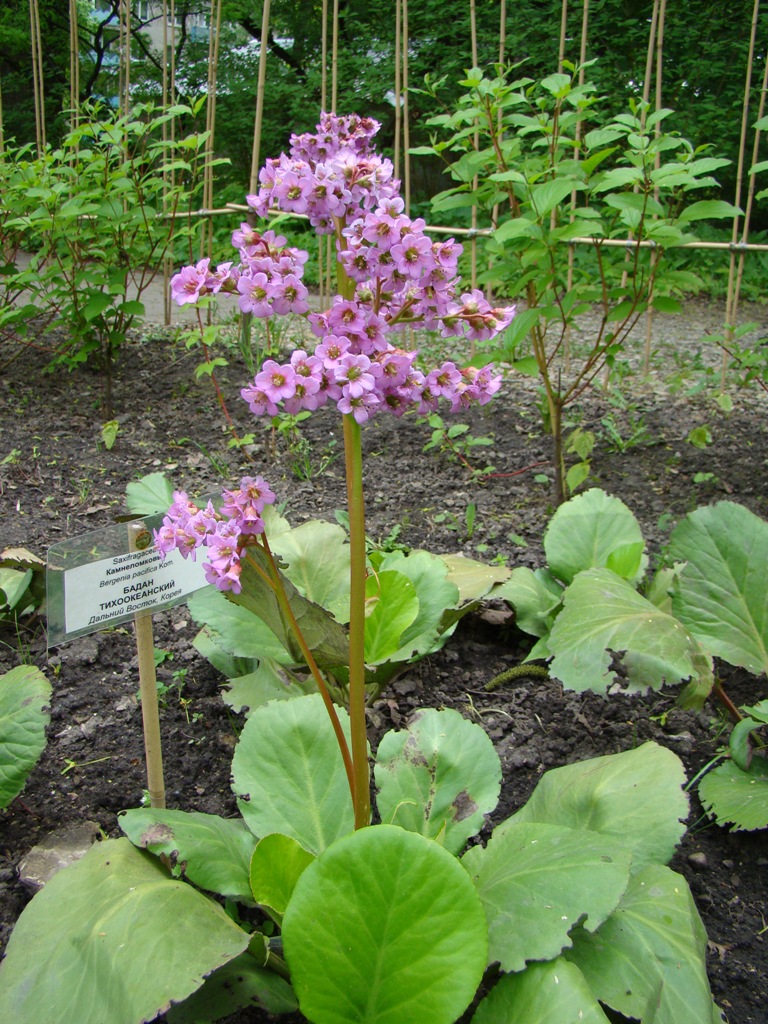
{"left": 3, "top": 1, "right": 768, "bottom": 217}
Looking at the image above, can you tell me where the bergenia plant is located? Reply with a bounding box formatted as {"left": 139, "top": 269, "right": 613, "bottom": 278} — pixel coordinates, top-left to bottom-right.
{"left": 0, "top": 116, "right": 720, "bottom": 1024}
{"left": 163, "top": 112, "right": 514, "bottom": 829}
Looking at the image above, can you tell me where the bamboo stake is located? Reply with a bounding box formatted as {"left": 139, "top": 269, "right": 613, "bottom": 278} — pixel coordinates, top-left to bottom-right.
{"left": 29, "top": 0, "right": 46, "bottom": 154}
{"left": 332, "top": 0, "right": 339, "bottom": 112}
{"left": 469, "top": 0, "right": 478, "bottom": 295}
{"left": 486, "top": 0, "right": 506, "bottom": 308}
{"left": 563, "top": 0, "right": 590, "bottom": 372}
{"left": 394, "top": 0, "right": 402, "bottom": 182}
{"left": 69, "top": 0, "right": 80, "bottom": 133}
{"left": 723, "top": 0, "right": 760, "bottom": 390}
{"left": 731, "top": 42, "right": 768, "bottom": 356}
{"left": 402, "top": 0, "right": 410, "bottom": 214}
{"left": 557, "top": 0, "right": 568, "bottom": 69}
{"left": 249, "top": 0, "right": 272, "bottom": 195}
{"left": 162, "top": 0, "right": 173, "bottom": 325}
{"left": 321, "top": 0, "right": 328, "bottom": 113}
{"left": 641, "top": 0, "right": 667, "bottom": 375}
{"left": 128, "top": 523, "right": 166, "bottom": 809}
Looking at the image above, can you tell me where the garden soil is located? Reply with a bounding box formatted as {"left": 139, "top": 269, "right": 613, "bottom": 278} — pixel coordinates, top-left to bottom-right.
{"left": 1, "top": 298, "right": 768, "bottom": 1023}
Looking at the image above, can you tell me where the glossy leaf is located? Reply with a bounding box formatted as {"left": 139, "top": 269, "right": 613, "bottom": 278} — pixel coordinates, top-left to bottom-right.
{"left": 544, "top": 488, "right": 646, "bottom": 585}
{"left": 463, "top": 821, "right": 630, "bottom": 971}
{"left": 378, "top": 549, "right": 460, "bottom": 658}
{"left": 670, "top": 501, "right": 768, "bottom": 675}
{"left": 282, "top": 825, "right": 487, "bottom": 1024}
{"left": 567, "top": 865, "right": 716, "bottom": 1024}
{"left": 503, "top": 742, "right": 688, "bottom": 871}
{"left": 188, "top": 587, "right": 294, "bottom": 664}
{"left": 698, "top": 761, "right": 768, "bottom": 831}
{"left": 375, "top": 708, "right": 501, "bottom": 854}
{"left": 495, "top": 566, "right": 563, "bottom": 637}
{"left": 249, "top": 833, "right": 315, "bottom": 915}
{"left": 471, "top": 958, "right": 611, "bottom": 1024}
{"left": 548, "top": 568, "right": 700, "bottom": 694}
{"left": 119, "top": 808, "right": 258, "bottom": 901}
{"left": 271, "top": 519, "right": 351, "bottom": 623}
{"left": 0, "top": 839, "right": 250, "bottom": 1024}
{"left": 231, "top": 694, "right": 355, "bottom": 855}
{"left": 0, "top": 665, "right": 51, "bottom": 809}
{"left": 363, "top": 569, "right": 419, "bottom": 664}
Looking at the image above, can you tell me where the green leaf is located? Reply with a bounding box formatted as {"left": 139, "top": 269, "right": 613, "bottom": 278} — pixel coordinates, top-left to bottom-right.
{"left": 0, "top": 839, "right": 249, "bottom": 1024}
{"left": 166, "top": 954, "right": 298, "bottom": 1023}
{"left": 231, "top": 694, "right": 355, "bottom": 855}
{"left": 249, "top": 833, "right": 315, "bottom": 915}
{"left": 544, "top": 488, "right": 646, "bottom": 585}
{"left": 82, "top": 292, "right": 113, "bottom": 321}
{"left": 463, "top": 821, "right": 631, "bottom": 972}
{"left": 118, "top": 300, "right": 145, "bottom": 316}
{"left": 495, "top": 567, "right": 563, "bottom": 637}
{"left": 494, "top": 215, "right": 539, "bottom": 243}
{"left": 670, "top": 502, "right": 768, "bottom": 675}
{"left": 652, "top": 295, "right": 683, "bottom": 314}
{"left": 377, "top": 549, "right": 460, "bottom": 658}
{"left": 125, "top": 471, "right": 175, "bottom": 515}
{"left": 676, "top": 200, "right": 741, "bottom": 224}
{"left": 548, "top": 568, "right": 700, "bottom": 694}
{"left": 119, "top": 808, "right": 258, "bottom": 901}
{"left": 221, "top": 660, "right": 314, "bottom": 714}
{"left": 471, "top": 958, "right": 611, "bottom": 1024}
{"left": 505, "top": 742, "right": 688, "bottom": 872}
{"left": 0, "top": 665, "right": 51, "bottom": 809}
{"left": 530, "top": 178, "right": 585, "bottom": 218}
{"left": 228, "top": 546, "right": 350, "bottom": 671}
{"left": 698, "top": 761, "right": 768, "bottom": 831}
{"left": 567, "top": 865, "right": 716, "bottom": 1024}
{"left": 188, "top": 588, "right": 294, "bottom": 664}
{"left": 271, "top": 519, "right": 350, "bottom": 623}
{"left": 101, "top": 420, "right": 119, "bottom": 450}
{"left": 566, "top": 460, "right": 590, "bottom": 494}
{"left": 375, "top": 708, "right": 501, "bottom": 854}
{"left": 282, "top": 825, "right": 487, "bottom": 1024}
{"left": 439, "top": 553, "right": 511, "bottom": 606}
{"left": 364, "top": 569, "right": 419, "bottom": 664}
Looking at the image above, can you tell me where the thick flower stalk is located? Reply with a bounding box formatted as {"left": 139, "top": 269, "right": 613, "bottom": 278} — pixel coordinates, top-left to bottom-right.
{"left": 167, "top": 112, "right": 516, "bottom": 831}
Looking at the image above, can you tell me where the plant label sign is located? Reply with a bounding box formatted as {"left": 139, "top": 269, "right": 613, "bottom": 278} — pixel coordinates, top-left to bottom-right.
{"left": 47, "top": 515, "right": 207, "bottom": 645}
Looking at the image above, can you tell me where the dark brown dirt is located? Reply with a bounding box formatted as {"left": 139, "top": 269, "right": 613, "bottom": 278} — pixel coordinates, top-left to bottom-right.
{"left": 1, "top": 300, "right": 767, "bottom": 1023}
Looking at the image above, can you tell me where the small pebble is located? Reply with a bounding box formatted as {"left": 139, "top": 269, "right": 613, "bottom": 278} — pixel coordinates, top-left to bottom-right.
{"left": 723, "top": 859, "right": 735, "bottom": 870}
{"left": 687, "top": 852, "right": 708, "bottom": 871}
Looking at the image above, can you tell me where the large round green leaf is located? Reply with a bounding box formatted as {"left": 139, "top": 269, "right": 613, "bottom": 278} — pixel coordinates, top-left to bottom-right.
{"left": 567, "top": 865, "right": 716, "bottom": 1024}
{"left": 463, "top": 821, "right": 631, "bottom": 972}
{"left": 375, "top": 708, "right": 501, "bottom": 854}
{"left": 188, "top": 585, "right": 293, "bottom": 662}
{"left": 502, "top": 742, "right": 688, "bottom": 872}
{"left": 670, "top": 501, "right": 768, "bottom": 675}
{"left": 271, "top": 519, "right": 351, "bottom": 623}
{"left": 119, "top": 807, "right": 258, "bottom": 900}
{"left": 231, "top": 693, "right": 355, "bottom": 855}
{"left": 547, "top": 568, "right": 700, "bottom": 694}
{"left": 544, "top": 488, "right": 646, "bottom": 585}
{"left": 698, "top": 761, "right": 768, "bottom": 832}
{"left": 471, "top": 958, "right": 611, "bottom": 1024}
{"left": 282, "top": 825, "right": 488, "bottom": 1024}
{"left": 0, "top": 839, "right": 250, "bottom": 1024}
{"left": 0, "top": 664, "right": 51, "bottom": 809}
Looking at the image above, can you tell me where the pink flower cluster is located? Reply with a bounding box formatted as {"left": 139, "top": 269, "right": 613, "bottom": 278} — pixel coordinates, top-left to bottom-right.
{"left": 170, "top": 230, "right": 310, "bottom": 317}
{"left": 154, "top": 477, "right": 276, "bottom": 594}
{"left": 170, "top": 112, "right": 515, "bottom": 425}
{"left": 246, "top": 113, "right": 399, "bottom": 233}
